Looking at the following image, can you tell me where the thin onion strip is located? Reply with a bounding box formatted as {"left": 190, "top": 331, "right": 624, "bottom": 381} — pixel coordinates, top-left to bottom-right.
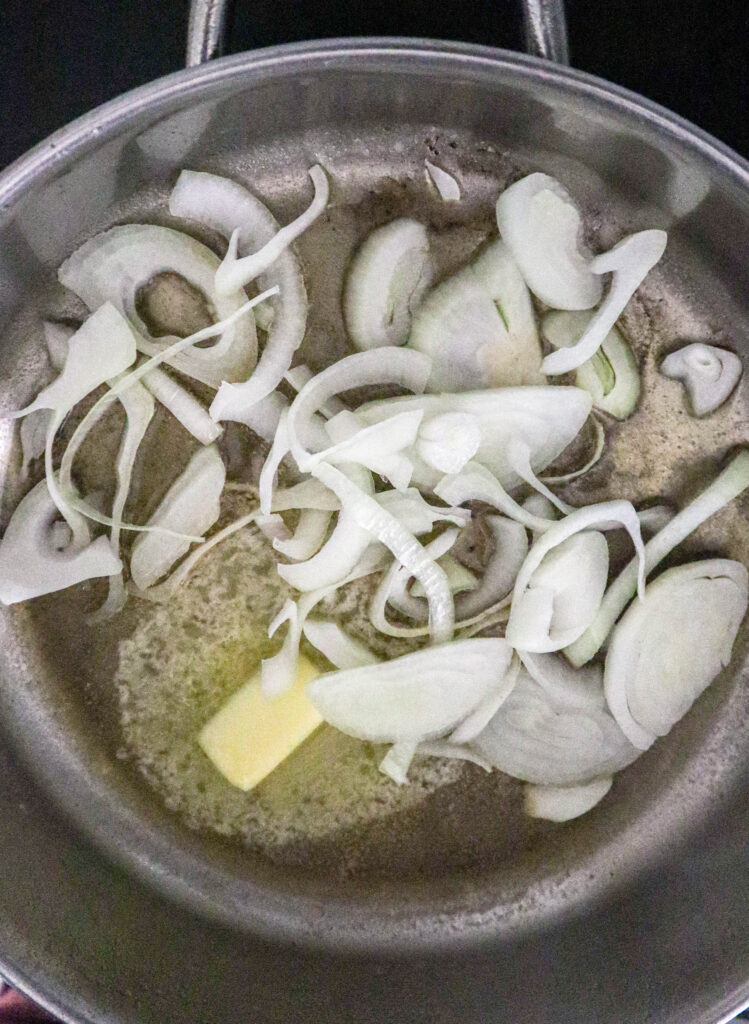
{"left": 566, "top": 450, "right": 749, "bottom": 666}
{"left": 286, "top": 348, "right": 431, "bottom": 469}
{"left": 435, "top": 461, "right": 555, "bottom": 533}
{"left": 52, "top": 290, "right": 276, "bottom": 537}
{"left": 507, "top": 437, "right": 576, "bottom": 516}
{"left": 539, "top": 415, "right": 605, "bottom": 485}
{"left": 312, "top": 461, "right": 454, "bottom": 643}
{"left": 130, "top": 507, "right": 268, "bottom": 602}
{"left": 214, "top": 165, "right": 329, "bottom": 295}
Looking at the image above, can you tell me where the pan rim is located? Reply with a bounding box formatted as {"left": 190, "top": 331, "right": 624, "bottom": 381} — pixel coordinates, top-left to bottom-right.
{"left": 1, "top": 36, "right": 749, "bottom": 216}
{"left": 1, "top": 35, "right": 748, "bottom": 1024}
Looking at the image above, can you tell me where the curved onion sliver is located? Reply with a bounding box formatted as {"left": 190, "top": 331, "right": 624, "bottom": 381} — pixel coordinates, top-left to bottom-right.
{"left": 59, "top": 224, "right": 257, "bottom": 388}
{"left": 471, "top": 667, "right": 638, "bottom": 785}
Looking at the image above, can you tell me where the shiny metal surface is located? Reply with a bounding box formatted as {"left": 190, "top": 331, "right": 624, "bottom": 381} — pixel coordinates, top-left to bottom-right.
{"left": 521, "top": 0, "right": 570, "bottom": 62}
{"left": 0, "top": 35, "right": 748, "bottom": 1024}
{"left": 185, "top": 0, "right": 570, "bottom": 63}
{"left": 186, "top": 0, "right": 228, "bottom": 66}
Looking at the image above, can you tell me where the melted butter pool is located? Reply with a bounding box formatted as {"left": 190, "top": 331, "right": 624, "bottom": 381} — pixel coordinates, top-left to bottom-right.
{"left": 116, "top": 517, "right": 466, "bottom": 861}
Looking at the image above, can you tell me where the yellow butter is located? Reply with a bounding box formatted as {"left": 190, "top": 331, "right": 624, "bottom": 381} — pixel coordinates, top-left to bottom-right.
{"left": 198, "top": 655, "right": 323, "bottom": 791}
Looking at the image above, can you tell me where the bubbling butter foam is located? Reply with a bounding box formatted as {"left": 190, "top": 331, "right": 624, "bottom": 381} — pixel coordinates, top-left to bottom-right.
{"left": 116, "top": 518, "right": 463, "bottom": 862}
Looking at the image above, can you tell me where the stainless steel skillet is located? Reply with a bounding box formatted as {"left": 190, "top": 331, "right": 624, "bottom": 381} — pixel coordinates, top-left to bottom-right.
{"left": 0, "top": 1, "right": 747, "bottom": 1022}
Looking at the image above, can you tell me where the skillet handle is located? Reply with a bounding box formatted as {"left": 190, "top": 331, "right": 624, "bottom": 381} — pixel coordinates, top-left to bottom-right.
{"left": 186, "top": 0, "right": 229, "bottom": 67}
{"left": 520, "top": 0, "right": 569, "bottom": 63}
{"left": 185, "top": 0, "right": 570, "bottom": 67}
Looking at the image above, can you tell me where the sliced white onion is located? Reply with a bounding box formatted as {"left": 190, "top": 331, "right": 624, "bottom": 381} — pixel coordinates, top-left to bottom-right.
{"left": 224, "top": 388, "right": 288, "bottom": 444}
{"left": 539, "top": 414, "right": 605, "bottom": 485}
{"left": 20, "top": 325, "right": 73, "bottom": 480}
{"left": 303, "top": 409, "right": 424, "bottom": 482}
{"left": 425, "top": 161, "right": 461, "bottom": 202}
{"left": 312, "top": 461, "right": 455, "bottom": 643}
{"left": 140, "top": 366, "right": 221, "bottom": 445}
{"left": 271, "top": 478, "right": 340, "bottom": 512}
{"left": 521, "top": 493, "right": 559, "bottom": 523}
{"left": 56, "top": 292, "right": 274, "bottom": 537}
{"left": 322, "top": 409, "right": 416, "bottom": 490}
{"left": 57, "top": 393, "right": 200, "bottom": 547}
{"left": 543, "top": 311, "right": 641, "bottom": 420}
{"left": 129, "top": 444, "right": 225, "bottom": 590}
{"left": 524, "top": 776, "right": 613, "bottom": 821}
{"left": 262, "top": 547, "right": 386, "bottom": 696}
{"left": 455, "top": 515, "right": 528, "bottom": 619}
{"left": 9, "top": 303, "right": 136, "bottom": 423}
{"left": 55, "top": 354, "right": 215, "bottom": 554}
{"left": 277, "top": 466, "right": 374, "bottom": 592}
{"left": 541, "top": 230, "right": 667, "bottom": 376}
{"left": 0, "top": 480, "right": 121, "bottom": 605}
{"left": 43, "top": 321, "right": 73, "bottom": 372}
{"left": 660, "top": 342, "right": 742, "bottom": 417}
{"left": 471, "top": 667, "right": 638, "bottom": 785}
{"left": 57, "top": 398, "right": 111, "bottom": 511}
{"left": 408, "top": 239, "right": 543, "bottom": 390}
{"left": 369, "top": 529, "right": 459, "bottom": 638}
{"left": 343, "top": 218, "right": 433, "bottom": 350}
{"left": 450, "top": 653, "right": 521, "bottom": 743}
{"left": 254, "top": 512, "right": 290, "bottom": 545}
{"left": 508, "top": 531, "right": 609, "bottom": 652}
{"left": 376, "top": 487, "right": 469, "bottom": 535}
{"left": 470, "top": 239, "right": 543, "bottom": 385}
{"left": 415, "top": 742, "right": 492, "bottom": 772}
{"left": 170, "top": 169, "right": 310, "bottom": 417}
{"left": 93, "top": 380, "right": 155, "bottom": 617}
{"left": 21, "top": 305, "right": 137, "bottom": 547}
{"left": 261, "top": 598, "right": 303, "bottom": 698}
{"left": 435, "top": 461, "right": 555, "bottom": 533}
{"left": 566, "top": 450, "right": 749, "bottom": 666}
{"left": 378, "top": 741, "right": 418, "bottom": 785}
{"left": 408, "top": 266, "right": 503, "bottom": 391}
{"left": 506, "top": 437, "right": 576, "bottom": 516}
{"left": 604, "top": 559, "right": 748, "bottom": 750}
{"left": 258, "top": 408, "right": 290, "bottom": 514}
{"left": 636, "top": 504, "right": 675, "bottom": 536}
{"left": 301, "top": 619, "right": 379, "bottom": 669}
{"left": 170, "top": 171, "right": 304, "bottom": 336}
{"left": 285, "top": 365, "right": 347, "bottom": 419}
{"left": 411, "top": 555, "right": 477, "bottom": 599}
{"left": 273, "top": 508, "right": 332, "bottom": 561}
{"left": 357, "top": 386, "right": 592, "bottom": 492}
{"left": 372, "top": 528, "right": 514, "bottom": 641}
{"left": 507, "top": 500, "right": 645, "bottom": 653}
{"left": 214, "top": 165, "right": 328, "bottom": 296}
{"left": 416, "top": 412, "right": 482, "bottom": 475}
{"left": 58, "top": 224, "right": 257, "bottom": 388}
{"left": 307, "top": 637, "right": 513, "bottom": 742}
{"left": 276, "top": 511, "right": 372, "bottom": 592}
{"left": 518, "top": 651, "right": 605, "bottom": 710}
{"left": 495, "top": 173, "right": 602, "bottom": 310}
{"left": 286, "top": 347, "right": 432, "bottom": 467}
{"left": 132, "top": 507, "right": 267, "bottom": 602}
{"left": 19, "top": 409, "right": 52, "bottom": 480}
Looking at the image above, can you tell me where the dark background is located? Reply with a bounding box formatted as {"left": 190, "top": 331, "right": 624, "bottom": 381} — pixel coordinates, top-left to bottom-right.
{"left": 0, "top": 0, "right": 748, "bottom": 171}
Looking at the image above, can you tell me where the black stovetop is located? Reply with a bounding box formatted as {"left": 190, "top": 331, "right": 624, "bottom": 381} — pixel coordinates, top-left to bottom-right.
{"left": 0, "top": 0, "right": 748, "bottom": 171}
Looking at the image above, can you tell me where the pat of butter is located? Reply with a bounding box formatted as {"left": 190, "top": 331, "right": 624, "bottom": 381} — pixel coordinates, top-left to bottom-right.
{"left": 198, "top": 656, "right": 323, "bottom": 791}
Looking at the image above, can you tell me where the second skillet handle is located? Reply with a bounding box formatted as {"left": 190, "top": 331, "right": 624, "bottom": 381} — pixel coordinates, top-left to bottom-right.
{"left": 185, "top": 0, "right": 570, "bottom": 68}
